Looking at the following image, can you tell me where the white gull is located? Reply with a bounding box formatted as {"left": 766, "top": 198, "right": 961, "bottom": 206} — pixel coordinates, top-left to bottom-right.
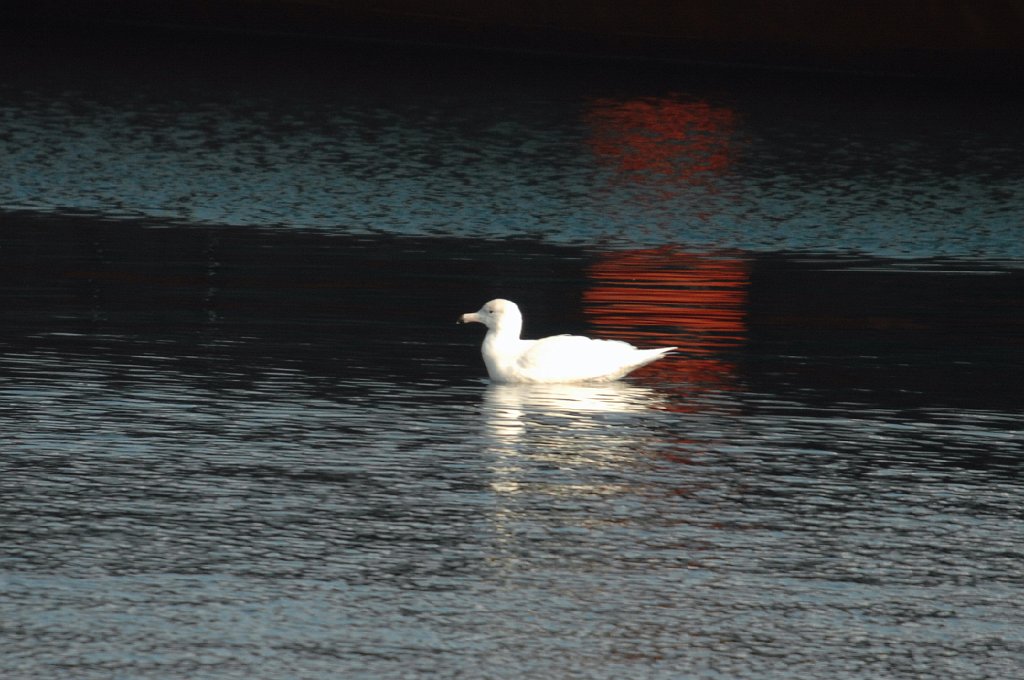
{"left": 458, "top": 298, "right": 675, "bottom": 384}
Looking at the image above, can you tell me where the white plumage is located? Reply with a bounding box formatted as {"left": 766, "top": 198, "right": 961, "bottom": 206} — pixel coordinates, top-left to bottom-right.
{"left": 458, "top": 298, "right": 674, "bottom": 384}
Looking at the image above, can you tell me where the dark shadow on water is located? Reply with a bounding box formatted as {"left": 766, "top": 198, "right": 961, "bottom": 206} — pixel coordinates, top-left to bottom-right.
{"left": 0, "top": 211, "right": 590, "bottom": 388}
{"left": 744, "top": 254, "right": 1024, "bottom": 412}
{"left": 2, "top": 211, "right": 1020, "bottom": 416}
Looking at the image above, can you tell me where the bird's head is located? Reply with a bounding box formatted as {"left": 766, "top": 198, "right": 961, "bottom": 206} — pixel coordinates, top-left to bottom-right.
{"left": 457, "top": 298, "right": 522, "bottom": 333}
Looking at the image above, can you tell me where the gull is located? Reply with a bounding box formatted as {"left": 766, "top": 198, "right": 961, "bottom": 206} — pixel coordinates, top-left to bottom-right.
{"left": 458, "top": 298, "right": 674, "bottom": 384}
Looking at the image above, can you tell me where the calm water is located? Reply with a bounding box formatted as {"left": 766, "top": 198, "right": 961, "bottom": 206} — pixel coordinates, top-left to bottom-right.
{"left": 1, "top": 36, "right": 1023, "bottom": 679}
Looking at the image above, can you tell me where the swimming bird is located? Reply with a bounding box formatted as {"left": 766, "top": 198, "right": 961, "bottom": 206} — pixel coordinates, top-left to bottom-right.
{"left": 458, "top": 299, "right": 675, "bottom": 384}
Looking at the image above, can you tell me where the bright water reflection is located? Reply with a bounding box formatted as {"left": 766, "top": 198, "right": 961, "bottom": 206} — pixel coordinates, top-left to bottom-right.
{"left": 481, "top": 382, "right": 664, "bottom": 494}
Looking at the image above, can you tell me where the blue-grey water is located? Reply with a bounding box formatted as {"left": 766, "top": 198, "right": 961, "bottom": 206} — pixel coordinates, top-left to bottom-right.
{"left": 1, "top": 37, "right": 1023, "bottom": 679}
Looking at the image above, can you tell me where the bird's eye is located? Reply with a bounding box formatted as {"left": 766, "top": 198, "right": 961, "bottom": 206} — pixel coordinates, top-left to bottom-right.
{"left": 487, "top": 308, "right": 494, "bottom": 314}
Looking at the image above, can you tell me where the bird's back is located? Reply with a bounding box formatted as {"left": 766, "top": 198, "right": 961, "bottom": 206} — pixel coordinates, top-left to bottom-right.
{"left": 508, "top": 334, "right": 673, "bottom": 383}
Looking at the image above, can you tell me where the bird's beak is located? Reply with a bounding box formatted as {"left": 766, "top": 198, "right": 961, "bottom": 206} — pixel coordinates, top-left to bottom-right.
{"left": 457, "top": 312, "right": 481, "bottom": 325}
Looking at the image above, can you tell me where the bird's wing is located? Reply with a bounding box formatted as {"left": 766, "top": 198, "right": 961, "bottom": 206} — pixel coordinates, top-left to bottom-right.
{"left": 515, "top": 335, "right": 645, "bottom": 382}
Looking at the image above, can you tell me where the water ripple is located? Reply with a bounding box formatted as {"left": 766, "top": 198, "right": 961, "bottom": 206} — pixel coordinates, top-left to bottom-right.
{"left": 2, "top": 41, "right": 1023, "bottom": 679}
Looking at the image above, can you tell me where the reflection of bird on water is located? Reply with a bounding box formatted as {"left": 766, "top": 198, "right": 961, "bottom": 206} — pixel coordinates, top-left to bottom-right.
{"left": 458, "top": 299, "right": 674, "bottom": 384}
{"left": 483, "top": 381, "right": 661, "bottom": 435}
{"left": 486, "top": 381, "right": 660, "bottom": 420}
{"left": 482, "top": 382, "right": 663, "bottom": 471}
{"left": 480, "top": 382, "right": 665, "bottom": 501}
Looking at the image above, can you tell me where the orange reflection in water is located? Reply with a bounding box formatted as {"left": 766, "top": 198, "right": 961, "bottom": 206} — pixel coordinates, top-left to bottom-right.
{"left": 584, "top": 247, "right": 749, "bottom": 389}
{"left": 584, "top": 96, "right": 738, "bottom": 182}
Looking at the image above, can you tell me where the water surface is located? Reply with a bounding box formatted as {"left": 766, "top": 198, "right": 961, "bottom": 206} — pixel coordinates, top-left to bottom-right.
{"left": 1, "top": 36, "right": 1022, "bottom": 679}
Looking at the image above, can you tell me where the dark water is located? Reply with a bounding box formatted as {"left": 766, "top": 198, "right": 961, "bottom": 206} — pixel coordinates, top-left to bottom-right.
{"left": 1, "top": 36, "right": 1023, "bottom": 679}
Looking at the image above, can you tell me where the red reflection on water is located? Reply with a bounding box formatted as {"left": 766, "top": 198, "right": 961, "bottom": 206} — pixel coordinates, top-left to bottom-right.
{"left": 584, "top": 247, "right": 749, "bottom": 391}
{"left": 584, "top": 97, "right": 738, "bottom": 182}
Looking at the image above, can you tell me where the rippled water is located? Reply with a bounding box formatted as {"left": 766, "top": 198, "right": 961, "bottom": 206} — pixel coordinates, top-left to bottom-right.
{"left": 2, "top": 35, "right": 1023, "bottom": 679}
{"left": 3, "top": 38, "right": 1023, "bottom": 259}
